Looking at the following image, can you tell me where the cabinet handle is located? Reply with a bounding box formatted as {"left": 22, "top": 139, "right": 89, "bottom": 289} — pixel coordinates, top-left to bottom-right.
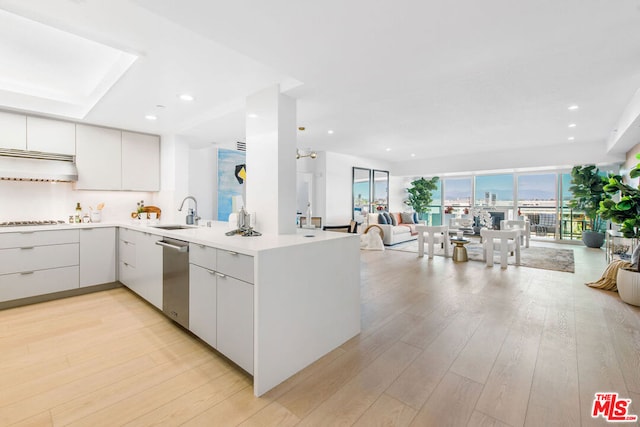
{"left": 207, "top": 269, "right": 216, "bottom": 275}
{"left": 198, "top": 244, "right": 206, "bottom": 248}
{"left": 227, "top": 251, "right": 238, "bottom": 255}
{"left": 123, "top": 262, "right": 129, "bottom": 267}
{"left": 19, "top": 231, "right": 34, "bottom": 235}
{"left": 20, "top": 271, "right": 34, "bottom": 275}
{"left": 20, "top": 247, "right": 35, "bottom": 250}
{"left": 215, "top": 272, "right": 226, "bottom": 278}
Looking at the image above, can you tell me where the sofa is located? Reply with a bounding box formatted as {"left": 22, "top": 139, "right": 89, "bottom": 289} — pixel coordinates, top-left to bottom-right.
{"left": 368, "top": 212, "right": 421, "bottom": 245}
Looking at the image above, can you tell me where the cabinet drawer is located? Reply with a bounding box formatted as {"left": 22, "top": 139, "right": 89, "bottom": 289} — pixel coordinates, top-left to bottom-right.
{"left": 0, "top": 243, "right": 79, "bottom": 275}
{"left": 119, "top": 239, "right": 136, "bottom": 266}
{"left": 0, "top": 229, "right": 79, "bottom": 249}
{"left": 0, "top": 266, "right": 79, "bottom": 302}
{"left": 189, "top": 243, "right": 217, "bottom": 271}
{"left": 119, "top": 261, "right": 136, "bottom": 287}
{"left": 118, "top": 227, "right": 137, "bottom": 243}
{"left": 217, "top": 250, "right": 254, "bottom": 284}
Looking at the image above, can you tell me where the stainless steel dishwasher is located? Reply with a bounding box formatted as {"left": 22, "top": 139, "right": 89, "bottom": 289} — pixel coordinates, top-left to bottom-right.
{"left": 155, "top": 237, "right": 189, "bottom": 328}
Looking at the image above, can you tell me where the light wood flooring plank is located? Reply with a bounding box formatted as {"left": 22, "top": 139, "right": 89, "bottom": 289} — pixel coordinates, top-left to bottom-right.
{"left": 276, "top": 311, "right": 424, "bottom": 419}
{"left": 238, "top": 401, "right": 300, "bottom": 427}
{"left": 180, "top": 387, "right": 271, "bottom": 426}
{"left": 449, "top": 305, "right": 515, "bottom": 384}
{"left": 296, "top": 341, "right": 421, "bottom": 426}
{"left": 466, "top": 410, "right": 513, "bottom": 427}
{"left": 474, "top": 302, "right": 546, "bottom": 427}
{"left": 63, "top": 354, "right": 231, "bottom": 426}
{"left": 524, "top": 307, "right": 581, "bottom": 427}
{"left": 386, "top": 311, "right": 484, "bottom": 409}
{"left": 410, "top": 372, "right": 484, "bottom": 427}
{"left": 122, "top": 371, "right": 251, "bottom": 427}
{"left": 603, "top": 306, "right": 640, "bottom": 394}
{"left": 353, "top": 393, "right": 417, "bottom": 427}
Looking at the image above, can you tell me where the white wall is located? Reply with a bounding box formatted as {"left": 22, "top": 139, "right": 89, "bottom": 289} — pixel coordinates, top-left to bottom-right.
{"left": 188, "top": 145, "right": 217, "bottom": 221}
{"left": 322, "top": 151, "right": 391, "bottom": 225}
{"left": 0, "top": 180, "right": 155, "bottom": 222}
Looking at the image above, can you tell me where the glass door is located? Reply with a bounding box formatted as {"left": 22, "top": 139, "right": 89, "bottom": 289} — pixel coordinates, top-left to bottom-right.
{"left": 352, "top": 167, "right": 371, "bottom": 222}
{"left": 372, "top": 170, "right": 389, "bottom": 213}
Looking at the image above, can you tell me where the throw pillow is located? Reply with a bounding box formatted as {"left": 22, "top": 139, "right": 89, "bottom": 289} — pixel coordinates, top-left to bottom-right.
{"left": 413, "top": 212, "right": 419, "bottom": 223}
{"left": 390, "top": 213, "right": 400, "bottom": 226}
{"left": 378, "top": 213, "right": 388, "bottom": 224}
{"left": 383, "top": 212, "right": 392, "bottom": 225}
{"left": 400, "top": 212, "right": 415, "bottom": 224}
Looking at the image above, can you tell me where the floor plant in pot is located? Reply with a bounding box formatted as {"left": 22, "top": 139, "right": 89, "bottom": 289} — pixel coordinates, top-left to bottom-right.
{"left": 598, "top": 157, "right": 640, "bottom": 305}
{"left": 568, "top": 165, "right": 610, "bottom": 248}
{"left": 404, "top": 177, "right": 439, "bottom": 224}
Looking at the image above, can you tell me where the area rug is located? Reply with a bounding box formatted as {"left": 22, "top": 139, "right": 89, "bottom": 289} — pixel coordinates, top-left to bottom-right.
{"left": 387, "top": 240, "right": 575, "bottom": 273}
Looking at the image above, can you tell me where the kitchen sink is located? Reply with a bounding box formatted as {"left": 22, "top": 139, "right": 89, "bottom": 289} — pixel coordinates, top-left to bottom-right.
{"left": 151, "top": 224, "right": 197, "bottom": 230}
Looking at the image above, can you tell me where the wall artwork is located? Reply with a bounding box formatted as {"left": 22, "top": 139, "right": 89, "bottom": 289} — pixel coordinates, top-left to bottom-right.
{"left": 217, "top": 148, "right": 246, "bottom": 221}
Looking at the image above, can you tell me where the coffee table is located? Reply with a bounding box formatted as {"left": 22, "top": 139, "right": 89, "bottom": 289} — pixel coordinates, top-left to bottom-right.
{"left": 450, "top": 238, "right": 470, "bottom": 262}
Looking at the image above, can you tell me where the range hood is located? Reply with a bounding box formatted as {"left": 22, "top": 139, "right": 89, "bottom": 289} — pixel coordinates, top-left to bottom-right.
{"left": 0, "top": 149, "right": 78, "bottom": 182}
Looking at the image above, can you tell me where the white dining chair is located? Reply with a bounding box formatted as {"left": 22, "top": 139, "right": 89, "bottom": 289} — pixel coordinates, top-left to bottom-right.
{"left": 500, "top": 219, "right": 530, "bottom": 248}
{"left": 480, "top": 229, "right": 521, "bottom": 268}
{"left": 416, "top": 225, "right": 450, "bottom": 259}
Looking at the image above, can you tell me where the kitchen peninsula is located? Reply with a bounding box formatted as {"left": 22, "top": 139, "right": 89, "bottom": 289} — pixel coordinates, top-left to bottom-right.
{"left": 0, "top": 221, "right": 361, "bottom": 396}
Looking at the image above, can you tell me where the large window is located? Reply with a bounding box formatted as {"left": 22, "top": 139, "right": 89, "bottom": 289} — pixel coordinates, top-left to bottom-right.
{"left": 427, "top": 179, "right": 442, "bottom": 225}
{"left": 517, "top": 174, "right": 558, "bottom": 238}
{"left": 443, "top": 178, "right": 472, "bottom": 207}
{"left": 475, "top": 174, "right": 514, "bottom": 207}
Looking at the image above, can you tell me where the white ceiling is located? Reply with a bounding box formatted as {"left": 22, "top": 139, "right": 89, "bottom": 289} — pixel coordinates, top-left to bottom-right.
{"left": 1, "top": 0, "right": 640, "bottom": 172}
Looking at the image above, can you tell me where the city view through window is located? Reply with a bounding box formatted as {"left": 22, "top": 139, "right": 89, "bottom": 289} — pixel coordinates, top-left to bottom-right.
{"left": 423, "top": 167, "right": 618, "bottom": 241}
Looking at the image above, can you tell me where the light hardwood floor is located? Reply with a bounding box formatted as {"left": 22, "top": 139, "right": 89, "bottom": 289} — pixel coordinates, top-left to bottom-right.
{"left": 1, "top": 242, "right": 639, "bottom": 426}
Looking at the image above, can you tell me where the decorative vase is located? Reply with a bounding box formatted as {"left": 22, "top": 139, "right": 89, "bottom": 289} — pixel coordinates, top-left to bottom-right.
{"left": 582, "top": 231, "right": 605, "bottom": 248}
{"left": 616, "top": 268, "right": 640, "bottom": 306}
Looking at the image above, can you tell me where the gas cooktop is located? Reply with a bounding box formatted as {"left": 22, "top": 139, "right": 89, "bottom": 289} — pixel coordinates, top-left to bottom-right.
{"left": 0, "top": 220, "right": 66, "bottom": 227}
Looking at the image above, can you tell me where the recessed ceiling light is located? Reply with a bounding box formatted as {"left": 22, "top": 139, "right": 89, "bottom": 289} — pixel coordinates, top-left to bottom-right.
{"left": 179, "top": 94, "right": 194, "bottom": 101}
{"left": 568, "top": 105, "right": 579, "bottom": 111}
{"left": 156, "top": 104, "right": 166, "bottom": 108}
{"left": 568, "top": 136, "right": 575, "bottom": 141}
{"left": 411, "top": 153, "right": 416, "bottom": 157}
{"left": 385, "top": 148, "right": 391, "bottom": 152}
{"left": 145, "top": 114, "right": 157, "bottom": 121}
{"left": 328, "top": 130, "right": 334, "bottom": 134}
{"left": 247, "top": 113, "right": 258, "bottom": 119}
{"left": 568, "top": 123, "right": 576, "bottom": 128}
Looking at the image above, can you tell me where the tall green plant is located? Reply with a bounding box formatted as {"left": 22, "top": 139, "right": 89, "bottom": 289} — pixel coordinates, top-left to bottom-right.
{"left": 568, "top": 165, "right": 609, "bottom": 232}
{"left": 599, "top": 156, "right": 640, "bottom": 239}
{"left": 404, "top": 177, "right": 439, "bottom": 217}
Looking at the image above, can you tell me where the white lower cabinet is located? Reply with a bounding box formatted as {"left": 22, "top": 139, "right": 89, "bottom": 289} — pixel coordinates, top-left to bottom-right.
{"left": 217, "top": 275, "right": 254, "bottom": 374}
{"left": 136, "top": 232, "right": 163, "bottom": 309}
{"left": 189, "top": 264, "right": 217, "bottom": 348}
{"left": 0, "top": 229, "right": 80, "bottom": 303}
{"left": 0, "top": 266, "right": 79, "bottom": 302}
{"left": 80, "top": 228, "right": 116, "bottom": 287}
{"left": 189, "top": 243, "right": 254, "bottom": 374}
{"left": 119, "top": 230, "right": 162, "bottom": 309}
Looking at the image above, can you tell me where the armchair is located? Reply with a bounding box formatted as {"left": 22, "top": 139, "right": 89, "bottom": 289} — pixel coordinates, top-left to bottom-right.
{"left": 416, "top": 225, "right": 450, "bottom": 259}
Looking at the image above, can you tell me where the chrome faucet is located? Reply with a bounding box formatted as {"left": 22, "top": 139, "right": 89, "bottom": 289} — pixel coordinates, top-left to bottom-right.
{"left": 178, "top": 196, "right": 200, "bottom": 225}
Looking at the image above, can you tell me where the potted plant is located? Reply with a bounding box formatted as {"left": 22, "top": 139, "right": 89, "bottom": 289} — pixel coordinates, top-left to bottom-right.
{"left": 598, "top": 157, "right": 640, "bottom": 306}
{"left": 568, "top": 165, "right": 610, "bottom": 248}
{"left": 404, "top": 177, "right": 439, "bottom": 224}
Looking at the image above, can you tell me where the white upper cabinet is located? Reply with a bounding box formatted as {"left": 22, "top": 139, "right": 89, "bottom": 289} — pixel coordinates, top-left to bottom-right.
{"left": 26, "top": 116, "right": 75, "bottom": 155}
{"left": 75, "top": 124, "right": 122, "bottom": 190}
{"left": 121, "top": 131, "right": 160, "bottom": 191}
{"left": 0, "top": 111, "right": 27, "bottom": 150}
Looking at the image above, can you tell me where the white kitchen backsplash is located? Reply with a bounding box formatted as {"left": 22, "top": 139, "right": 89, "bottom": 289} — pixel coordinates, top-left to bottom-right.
{"left": 0, "top": 181, "right": 158, "bottom": 222}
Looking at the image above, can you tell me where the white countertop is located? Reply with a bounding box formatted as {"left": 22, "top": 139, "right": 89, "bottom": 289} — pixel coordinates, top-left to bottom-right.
{"left": 0, "top": 220, "right": 357, "bottom": 256}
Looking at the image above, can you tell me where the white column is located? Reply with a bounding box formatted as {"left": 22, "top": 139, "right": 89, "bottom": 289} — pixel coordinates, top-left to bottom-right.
{"left": 246, "top": 85, "right": 297, "bottom": 235}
